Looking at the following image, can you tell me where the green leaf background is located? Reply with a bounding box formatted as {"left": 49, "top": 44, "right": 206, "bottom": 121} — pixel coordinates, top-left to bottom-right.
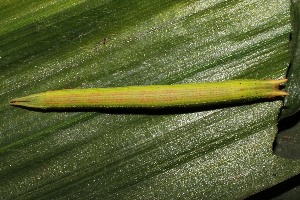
{"left": 1, "top": 0, "right": 300, "bottom": 199}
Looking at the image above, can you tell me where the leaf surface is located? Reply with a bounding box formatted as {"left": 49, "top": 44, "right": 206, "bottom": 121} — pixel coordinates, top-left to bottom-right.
{"left": 1, "top": 0, "right": 300, "bottom": 199}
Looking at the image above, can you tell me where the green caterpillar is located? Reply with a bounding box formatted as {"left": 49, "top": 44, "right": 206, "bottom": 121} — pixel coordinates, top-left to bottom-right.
{"left": 10, "top": 79, "right": 288, "bottom": 110}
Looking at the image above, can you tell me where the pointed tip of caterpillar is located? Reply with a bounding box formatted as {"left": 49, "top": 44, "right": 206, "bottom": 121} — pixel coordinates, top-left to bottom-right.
{"left": 273, "top": 90, "right": 289, "bottom": 96}
{"left": 269, "top": 78, "right": 288, "bottom": 85}
{"left": 9, "top": 94, "right": 44, "bottom": 109}
{"left": 10, "top": 98, "right": 24, "bottom": 105}
{"left": 9, "top": 97, "right": 31, "bottom": 107}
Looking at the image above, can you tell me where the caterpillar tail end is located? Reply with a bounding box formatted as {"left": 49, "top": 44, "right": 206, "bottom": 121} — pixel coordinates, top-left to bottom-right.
{"left": 270, "top": 79, "right": 288, "bottom": 97}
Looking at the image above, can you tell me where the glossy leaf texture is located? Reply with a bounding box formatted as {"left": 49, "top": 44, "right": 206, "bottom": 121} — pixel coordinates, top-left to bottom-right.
{"left": 1, "top": 0, "right": 300, "bottom": 199}
{"left": 282, "top": 0, "right": 300, "bottom": 118}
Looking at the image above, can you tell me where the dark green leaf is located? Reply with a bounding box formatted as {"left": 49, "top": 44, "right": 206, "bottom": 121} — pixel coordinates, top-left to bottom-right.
{"left": 1, "top": 0, "right": 299, "bottom": 199}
